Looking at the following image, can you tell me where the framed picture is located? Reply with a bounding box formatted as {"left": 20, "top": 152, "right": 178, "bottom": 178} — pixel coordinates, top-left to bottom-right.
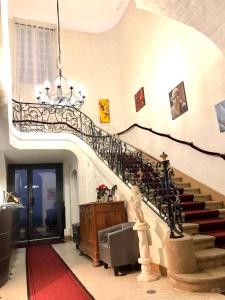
{"left": 169, "top": 81, "right": 188, "bottom": 120}
{"left": 99, "top": 99, "right": 110, "bottom": 123}
{"left": 134, "top": 87, "right": 145, "bottom": 112}
{"left": 215, "top": 100, "right": 225, "bottom": 132}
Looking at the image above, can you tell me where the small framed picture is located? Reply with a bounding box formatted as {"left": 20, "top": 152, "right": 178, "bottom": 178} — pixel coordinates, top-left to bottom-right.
{"left": 99, "top": 99, "right": 110, "bottom": 123}
{"left": 134, "top": 87, "right": 145, "bottom": 112}
{"left": 169, "top": 81, "right": 188, "bottom": 120}
{"left": 215, "top": 100, "right": 225, "bottom": 132}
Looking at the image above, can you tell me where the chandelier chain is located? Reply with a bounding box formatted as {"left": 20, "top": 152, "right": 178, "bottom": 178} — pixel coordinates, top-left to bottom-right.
{"left": 57, "top": 0, "right": 62, "bottom": 75}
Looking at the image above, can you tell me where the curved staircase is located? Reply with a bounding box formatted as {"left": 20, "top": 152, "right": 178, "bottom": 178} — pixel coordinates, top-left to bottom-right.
{"left": 12, "top": 100, "right": 225, "bottom": 292}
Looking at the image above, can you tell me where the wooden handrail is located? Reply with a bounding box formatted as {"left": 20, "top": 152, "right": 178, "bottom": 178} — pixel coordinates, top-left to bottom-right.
{"left": 117, "top": 123, "right": 225, "bottom": 161}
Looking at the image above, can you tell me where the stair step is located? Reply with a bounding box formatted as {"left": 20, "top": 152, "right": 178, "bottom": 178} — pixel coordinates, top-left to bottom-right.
{"left": 195, "top": 248, "right": 225, "bottom": 269}
{"left": 205, "top": 200, "right": 223, "bottom": 210}
{"left": 203, "top": 230, "right": 225, "bottom": 247}
{"left": 197, "top": 218, "right": 225, "bottom": 233}
{"left": 194, "top": 194, "right": 211, "bottom": 201}
{"left": 183, "top": 187, "right": 201, "bottom": 194}
{"left": 169, "top": 266, "right": 225, "bottom": 292}
{"left": 192, "top": 234, "right": 215, "bottom": 250}
{"left": 175, "top": 182, "right": 191, "bottom": 188}
{"left": 183, "top": 209, "right": 219, "bottom": 222}
{"left": 180, "top": 201, "right": 205, "bottom": 211}
{"left": 182, "top": 223, "right": 199, "bottom": 235}
{"left": 181, "top": 201, "right": 223, "bottom": 211}
{"left": 173, "top": 177, "right": 182, "bottom": 182}
{"left": 179, "top": 194, "right": 194, "bottom": 202}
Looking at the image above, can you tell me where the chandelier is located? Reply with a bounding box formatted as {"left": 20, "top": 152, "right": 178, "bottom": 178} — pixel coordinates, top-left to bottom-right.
{"left": 35, "top": 0, "right": 86, "bottom": 108}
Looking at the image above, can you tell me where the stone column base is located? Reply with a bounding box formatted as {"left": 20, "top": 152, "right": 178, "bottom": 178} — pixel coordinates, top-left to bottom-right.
{"left": 137, "top": 258, "right": 159, "bottom": 282}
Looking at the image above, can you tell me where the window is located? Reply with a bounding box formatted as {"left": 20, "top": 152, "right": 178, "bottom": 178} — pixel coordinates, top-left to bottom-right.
{"left": 13, "top": 19, "right": 57, "bottom": 102}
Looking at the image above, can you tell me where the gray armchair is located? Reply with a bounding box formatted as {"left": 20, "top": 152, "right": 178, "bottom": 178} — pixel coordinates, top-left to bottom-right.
{"left": 98, "top": 222, "right": 139, "bottom": 276}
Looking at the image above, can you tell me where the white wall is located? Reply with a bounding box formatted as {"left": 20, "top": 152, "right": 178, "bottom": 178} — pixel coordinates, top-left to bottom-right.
{"left": 50, "top": 27, "right": 123, "bottom": 133}
{"left": 59, "top": 2, "right": 225, "bottom": 194}
{"left": 117, "top": 2, "right": 225, "bottom": 195}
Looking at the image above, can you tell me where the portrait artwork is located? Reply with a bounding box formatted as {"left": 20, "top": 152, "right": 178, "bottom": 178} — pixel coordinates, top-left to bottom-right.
{"left": 215, "top": 100, "right": 225, "bottom": 133}
{"left": 169, "top": 81, "right": 188, "bottom": 120}
{"left": 99, "top": 99, "right": 110, "bottom": 123}
{"left": 134, "top": 87, "right": 145, "bottom": 112}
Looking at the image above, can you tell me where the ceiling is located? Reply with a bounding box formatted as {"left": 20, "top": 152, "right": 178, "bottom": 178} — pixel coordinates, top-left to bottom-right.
{"left": 8, "top": 0, "right": 131, "bottom": 33}
{"left": 136, "top": 0, "right": 225, "bottom": 57}
{"left": 8, "top": 0, "right": 225, "bottom": 56}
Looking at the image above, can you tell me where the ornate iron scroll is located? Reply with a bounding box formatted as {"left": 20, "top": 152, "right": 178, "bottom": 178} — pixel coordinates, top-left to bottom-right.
{"left": 12, "top": 99, "right": 183, "bottom": 238}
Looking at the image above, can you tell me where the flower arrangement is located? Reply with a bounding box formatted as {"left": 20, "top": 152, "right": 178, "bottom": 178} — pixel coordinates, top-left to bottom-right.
{"left": 96, "top": 184, "right": 109, "bottom": 200}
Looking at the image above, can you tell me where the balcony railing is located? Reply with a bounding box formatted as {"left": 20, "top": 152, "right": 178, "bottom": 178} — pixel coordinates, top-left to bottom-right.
{"left": 12, "top": 99, "right": 183, "bottom": 238}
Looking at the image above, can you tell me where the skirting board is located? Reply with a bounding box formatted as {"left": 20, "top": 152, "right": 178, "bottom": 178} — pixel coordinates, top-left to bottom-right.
{"left": 151, "top": 262, "right": 167, "bottom": 276}
{"left": 64, "top": 235, "right": 73, "bottom": 241}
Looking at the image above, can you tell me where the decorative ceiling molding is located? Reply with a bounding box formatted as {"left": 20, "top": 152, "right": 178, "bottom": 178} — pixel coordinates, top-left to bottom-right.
{"left": 135, "top": 0, "right": 225, "bottom": 57}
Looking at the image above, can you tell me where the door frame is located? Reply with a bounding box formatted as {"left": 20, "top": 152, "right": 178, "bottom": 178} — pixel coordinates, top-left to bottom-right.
{"left": 7, "top": 163, "right": 64, "bottom": 243}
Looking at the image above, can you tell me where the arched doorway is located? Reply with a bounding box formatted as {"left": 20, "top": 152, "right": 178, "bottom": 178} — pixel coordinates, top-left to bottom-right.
{"left": 70, "top": 169, "right": 79, "bottom": 229}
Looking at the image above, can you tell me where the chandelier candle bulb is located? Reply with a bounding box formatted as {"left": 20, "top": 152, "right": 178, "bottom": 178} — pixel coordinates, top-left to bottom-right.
{"left": 67, "top": 79, "right": 75, "bottom": 89}
{"left": 55, "top": 77, "right": 61, "bottom": 88}
{"left": 35, "top": 85, "right": 42, "bottom": 95}
{"left": 44, "top": 80, "right": 51, "bottom": 90}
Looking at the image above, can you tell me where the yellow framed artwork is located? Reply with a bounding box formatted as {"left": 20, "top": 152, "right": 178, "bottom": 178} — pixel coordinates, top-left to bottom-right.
{"left": 99, "top": 99, "right": 110, "bottom": 123}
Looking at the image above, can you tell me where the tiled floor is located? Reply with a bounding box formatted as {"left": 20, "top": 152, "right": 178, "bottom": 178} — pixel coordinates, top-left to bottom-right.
{"left": 1, "top": 242, "right": 225, "bottom": 300}
{"left": 0, "top": 248, "right": 27, "bottom": 300}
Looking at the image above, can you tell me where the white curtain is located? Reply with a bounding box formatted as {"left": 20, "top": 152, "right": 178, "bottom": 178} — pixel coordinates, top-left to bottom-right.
{"left": 13, "top": 20, "right": 57, "bottom": 102}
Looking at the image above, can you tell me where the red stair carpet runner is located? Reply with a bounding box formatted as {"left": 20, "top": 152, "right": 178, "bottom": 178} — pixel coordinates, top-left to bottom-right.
{"left": 178, "top": 189, "right": 225, "bottom": 248}
{"left": 27, "top": 245, "right": 94, "bottom": 300}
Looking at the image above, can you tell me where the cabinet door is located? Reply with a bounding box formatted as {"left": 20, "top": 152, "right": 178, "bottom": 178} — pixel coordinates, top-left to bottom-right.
{"left": 80, "top": 206, "right": 95, "bottom": 252}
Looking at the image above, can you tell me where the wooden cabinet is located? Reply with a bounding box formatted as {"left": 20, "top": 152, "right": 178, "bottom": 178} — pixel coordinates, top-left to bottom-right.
{"left": 79, "top": 201, "right": 126, "bottom": 266}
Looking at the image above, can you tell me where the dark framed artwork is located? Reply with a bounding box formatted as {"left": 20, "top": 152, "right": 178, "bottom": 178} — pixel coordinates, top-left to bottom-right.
{"left": 134, "top": 87, "right": 145, "bottom": 112}
{"left": 169, "top": 81, "right": 188, "bottom": 120}
{"left": 215, "top": 100, "right": 225, "bottom": 132}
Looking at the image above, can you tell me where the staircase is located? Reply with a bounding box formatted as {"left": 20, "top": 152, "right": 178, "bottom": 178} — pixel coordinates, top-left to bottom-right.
{"left": 169, "top": 175, "right": 225, "bottom": 292}
{"left": 12, "top": 99, "right": 225, "bottom": 292}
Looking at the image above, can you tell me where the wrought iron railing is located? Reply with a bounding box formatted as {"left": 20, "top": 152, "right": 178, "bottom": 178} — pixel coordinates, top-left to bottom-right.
{"left": 12, "top": 99, "right": 183, "bottom": 238}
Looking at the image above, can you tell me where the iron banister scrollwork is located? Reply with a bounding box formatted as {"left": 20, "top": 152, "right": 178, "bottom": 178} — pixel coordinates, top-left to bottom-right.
{"left": 156, "top": 152, "right": 183, "bottom": 238}
{"left": 12, "top": 99, "right": 183, "bottom": 238}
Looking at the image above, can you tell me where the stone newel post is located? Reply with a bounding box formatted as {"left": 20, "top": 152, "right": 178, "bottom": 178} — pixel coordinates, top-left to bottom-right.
{"left": 131, "top": 186, "right": 158, "bottom": 282}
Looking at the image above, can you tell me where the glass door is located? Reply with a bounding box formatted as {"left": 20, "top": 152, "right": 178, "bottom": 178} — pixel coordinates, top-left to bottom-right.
{"left": 14, "top": 168, "right": 28, "bottom": 241}
{"left": 7, "top": 164, "right": 64, "bottom": 242}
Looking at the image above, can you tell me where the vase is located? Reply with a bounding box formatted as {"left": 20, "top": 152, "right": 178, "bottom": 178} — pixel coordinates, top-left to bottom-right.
{"left": 100, "top": 195, "right": 107, "bottom": 202}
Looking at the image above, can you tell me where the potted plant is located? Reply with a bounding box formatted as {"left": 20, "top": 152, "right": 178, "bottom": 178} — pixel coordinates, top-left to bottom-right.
{"left": 96, "top": 184, "right": 109, "bottom": 202}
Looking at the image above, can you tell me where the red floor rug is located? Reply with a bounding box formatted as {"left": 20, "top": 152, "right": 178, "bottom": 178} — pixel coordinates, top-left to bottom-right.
{"left": 26, "top": 244, "right": 94, "bottom": 300}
